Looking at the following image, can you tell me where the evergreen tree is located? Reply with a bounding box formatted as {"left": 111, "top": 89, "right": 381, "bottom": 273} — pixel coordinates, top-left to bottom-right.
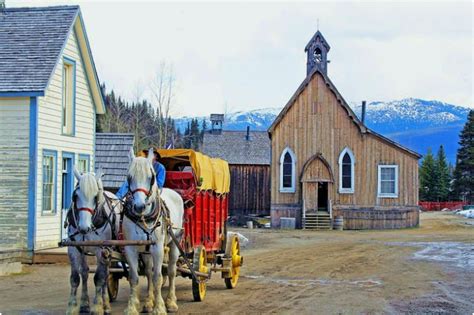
{"left": 436, "top": 145, "right": 450, "bottom": 201}
{"left": 200, "top": 119, "right": 208, "bottom": 143}
{"left": 452, "top": 110, "right": 474, "bottom": 202}
{"left": 419, "top": 148, "right": 438, "bottom": 201}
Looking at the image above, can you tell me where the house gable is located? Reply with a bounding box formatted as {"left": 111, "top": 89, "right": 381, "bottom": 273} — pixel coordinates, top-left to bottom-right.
{"left": 0, "top": 6, "right": 105, "bottom": 114}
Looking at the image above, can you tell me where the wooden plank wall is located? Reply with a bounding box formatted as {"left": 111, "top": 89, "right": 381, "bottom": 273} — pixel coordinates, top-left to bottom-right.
{"left": 229, "top": 164, "right": 270, "bottom": 216}
{"left": 35, "top": 29, "right": 96, "bottom": 250}
{"left": 271, "top": 72, "right": 419, "bottom": 209}
{"left": 0, "top": 98, "right": 30, "bottom": 251}
{"left": 333, "top": 208, "right": 419, "bottom": 230}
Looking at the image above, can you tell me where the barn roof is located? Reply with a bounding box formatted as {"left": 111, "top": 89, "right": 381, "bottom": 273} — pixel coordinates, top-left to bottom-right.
{"left": 201, "top": 131, "right": 271, "bottom": 165}
{"left": 268, "top": 67, "right": 422, "bottom": 159}
{"left": 95, "top": 133, "right": 134, "bottom": 189}
{"left": 0, "top": 5, "right": 105, "bottom": 113}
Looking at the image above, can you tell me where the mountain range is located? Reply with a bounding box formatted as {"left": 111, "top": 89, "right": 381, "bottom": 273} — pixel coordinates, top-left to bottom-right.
{"left": 175, "top": 98, "right": 471, "bottom": 164}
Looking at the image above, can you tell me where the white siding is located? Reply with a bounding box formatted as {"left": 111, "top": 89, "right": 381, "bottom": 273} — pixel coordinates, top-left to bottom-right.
{"left": 0, "top": 98, "right": 30, "bottom": 251}
{"left": 35, "top": 29, "right": 96, "bottom": 249}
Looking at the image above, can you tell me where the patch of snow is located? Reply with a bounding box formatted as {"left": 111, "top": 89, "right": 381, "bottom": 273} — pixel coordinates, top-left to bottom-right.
{"left": 387, "top": 242, "right": 474, "bottom": 269}
{"left": 227, "top": 231, "right": 249, "bottom": 248}
{"left": 456, "top": 209, "right": 474, "bottom": 219}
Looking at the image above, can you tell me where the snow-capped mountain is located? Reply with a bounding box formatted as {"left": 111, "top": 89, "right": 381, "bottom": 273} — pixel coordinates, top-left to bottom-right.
{"left": 175, "top": 98, "right": 471, "bottom": 163}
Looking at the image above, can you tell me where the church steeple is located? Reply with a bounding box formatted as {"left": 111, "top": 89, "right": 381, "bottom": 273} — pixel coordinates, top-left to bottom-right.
{"left": 305, "top": 30, "right": 330, "bottom": 76}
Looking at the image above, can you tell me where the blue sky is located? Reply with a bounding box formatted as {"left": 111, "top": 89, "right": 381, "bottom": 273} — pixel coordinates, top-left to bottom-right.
{"left": 9, "top": 1, "right": 474, "bottom": 116}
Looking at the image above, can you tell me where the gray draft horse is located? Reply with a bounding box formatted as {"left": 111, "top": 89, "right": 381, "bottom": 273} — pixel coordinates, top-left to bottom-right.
{"left": 66, "top": 167, "right": 121, "bottom": 315}
{"left": 123, "top": 149, "right": 184, "bottom": 315}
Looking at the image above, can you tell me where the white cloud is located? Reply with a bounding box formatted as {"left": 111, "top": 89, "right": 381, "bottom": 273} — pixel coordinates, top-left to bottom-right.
{"left": 9, "top": 1, "right": 474, "bottom": 115}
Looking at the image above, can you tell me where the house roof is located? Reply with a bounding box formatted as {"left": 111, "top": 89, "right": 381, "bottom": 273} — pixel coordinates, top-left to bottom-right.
{"left": 268, "top": 66, "right": 422, "bottom": 159}
{"left": 0, "top": 5, "right": 105, "bottom": 113}
{"left": 201, "top": 131, "right": 271, "bottom": 165}
{"left": 95, "top": 133, "right": 134, "bottom": 189}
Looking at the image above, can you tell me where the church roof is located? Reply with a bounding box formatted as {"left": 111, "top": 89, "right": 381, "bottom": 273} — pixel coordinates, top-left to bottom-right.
{"left": 304, "top": 30, "right": 331, "bottom": 52}
{"left": 268, "top": 64, "right": 422, "bottom": 159}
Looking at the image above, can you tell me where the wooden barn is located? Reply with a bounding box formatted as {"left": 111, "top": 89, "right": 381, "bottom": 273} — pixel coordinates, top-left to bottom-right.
{"left": 95, "top": 133, "right": 135, "bottom": 192}
{"left": 201, "top": 115, "right": 271, "bottom": 216}
{"left": 0, "top": 5, "right": 105, "bottom": 260}
{"left": 269, "top": 30, "right": 421, "bottom": 230}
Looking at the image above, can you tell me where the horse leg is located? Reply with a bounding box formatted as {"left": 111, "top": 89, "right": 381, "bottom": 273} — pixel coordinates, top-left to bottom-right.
{"left": 124, "top": 246, "right": 140, "bottom": 315}
{"left": 79, "top": 252, "right": 91, "bottom": 314}
{"left": 101, "top": 280, "right": 111, "bottom": 315}
{"left": 66, "top": 248, "right": 81, "bottom": 315}
{"left": 91, "top": 250, "right": 109, "bottom": 315}
{"left": 142, "top": 254, "right": 155, "bottom": 313}
{"left": 165, "top": 242, "right": 179, "bottom": 312}
{"left": 151, "top": 243, "right": 166, "bottom": 315}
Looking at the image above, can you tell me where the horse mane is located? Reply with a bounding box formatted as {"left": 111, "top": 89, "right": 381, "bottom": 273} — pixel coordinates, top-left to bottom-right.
{"left": 79, "top": 173, "right": 99, "bottom": 200}
{"left": 128, "top": 157, "right": 154, "bottom": 183}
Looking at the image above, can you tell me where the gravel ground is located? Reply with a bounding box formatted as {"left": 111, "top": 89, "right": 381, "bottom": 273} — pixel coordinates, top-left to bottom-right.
{"left": 0, "top": 212, "right": 473, "bottom": 314}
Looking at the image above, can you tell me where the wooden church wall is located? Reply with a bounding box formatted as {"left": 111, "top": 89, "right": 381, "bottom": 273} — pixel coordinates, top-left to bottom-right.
{"left": 270, "top": 72, "right": 419, "bottom": 209}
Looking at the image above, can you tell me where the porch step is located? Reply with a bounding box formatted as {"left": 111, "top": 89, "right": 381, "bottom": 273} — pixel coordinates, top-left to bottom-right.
{"left": 303, "top": 213, "right": 332, "bottom": 230}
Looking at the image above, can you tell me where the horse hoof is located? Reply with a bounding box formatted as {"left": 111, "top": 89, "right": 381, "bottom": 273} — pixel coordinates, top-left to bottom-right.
{"left": 166, "top": 300, "right": 178, "bottom": 313}
{"left": 142, "top": 305, "right": 153, "bottom": 314}
{"left": 80, "top": 305, "right": 91, "bottom": 314}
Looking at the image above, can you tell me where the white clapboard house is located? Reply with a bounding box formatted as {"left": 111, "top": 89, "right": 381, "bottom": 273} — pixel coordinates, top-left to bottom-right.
{"left": 0, "top": 5, "right": 105, "bottom": 261}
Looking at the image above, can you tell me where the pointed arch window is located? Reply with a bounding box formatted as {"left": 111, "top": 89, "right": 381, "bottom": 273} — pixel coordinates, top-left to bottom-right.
{"left": 338, "top": 147, "right": 355, "bottom": 193}
{"left": 280, "top": 147, "right": 296, "bottom": 193}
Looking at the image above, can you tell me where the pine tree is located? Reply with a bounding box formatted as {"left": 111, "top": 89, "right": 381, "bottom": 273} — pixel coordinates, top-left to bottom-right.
{"left": 200, "top": 119, "right": 208, "bottom": 143}
{"left": 452, "top": 110, "right": 474, "bottom": 202}
{"left": 436, "top": 145, "right": 450, "bottom": 201}
{"left": 419, "top": 148, "right": 438, "bottom": 201}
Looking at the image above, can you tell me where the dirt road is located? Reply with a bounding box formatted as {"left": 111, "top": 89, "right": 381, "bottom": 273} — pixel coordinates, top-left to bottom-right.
{"left": 1, "top": 212, "right": 473, "bottom": 314}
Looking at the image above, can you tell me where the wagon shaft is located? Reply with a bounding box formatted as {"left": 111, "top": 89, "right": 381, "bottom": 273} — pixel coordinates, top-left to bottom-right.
{"left": 58, "top": 239, "right": 157, "bottom": 247}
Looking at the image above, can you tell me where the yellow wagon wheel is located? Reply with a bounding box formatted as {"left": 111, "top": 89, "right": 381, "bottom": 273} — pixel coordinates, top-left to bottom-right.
{"left": 192, "top": 245, "right": 208, "bottom": 302}
{"left": 107, "top": 273, "right": 119, "bottom": 302}
{"left": 224, "top": 234, "right": 242, "bottom": 289}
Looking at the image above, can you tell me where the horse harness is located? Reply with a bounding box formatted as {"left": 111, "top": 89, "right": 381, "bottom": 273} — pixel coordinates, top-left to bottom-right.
{"left": 122, "top": 190, "right": 164, "bottom": 252}
{"left": 65, "top": 187, "right": 118, "bottom": 254}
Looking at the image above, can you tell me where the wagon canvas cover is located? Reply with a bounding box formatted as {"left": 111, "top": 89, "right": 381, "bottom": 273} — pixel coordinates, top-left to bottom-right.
{"left": 156, "top": 149, "right": 230, "bottom": 194}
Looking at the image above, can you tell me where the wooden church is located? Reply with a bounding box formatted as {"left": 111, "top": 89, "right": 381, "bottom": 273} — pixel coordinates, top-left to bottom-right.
{"left": 268, "top": 30, "right": 421, "bottom": 230}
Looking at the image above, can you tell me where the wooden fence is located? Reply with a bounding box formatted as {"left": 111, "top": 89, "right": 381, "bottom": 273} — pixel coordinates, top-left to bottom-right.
{"left": 419, "top": 201, "right": 467, "bottom": 211}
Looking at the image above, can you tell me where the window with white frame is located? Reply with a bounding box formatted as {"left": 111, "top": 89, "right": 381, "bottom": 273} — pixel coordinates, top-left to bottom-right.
{"left": 78, "top": 155, "right": 90, "bottom": 174}
{"left": 378, "top": 165, "right": 398, "bottom": 198}
{"left": 42, "top": 151, "right": 57, "bottom": 212}
{"left": 338, "top": 147, "right": 354, "bottom": 193}
{"left": 62, "top": 58, "right": 75, "bottom": 135}
{"left": 280, "top": 148, "right": 296, "bottom": 193}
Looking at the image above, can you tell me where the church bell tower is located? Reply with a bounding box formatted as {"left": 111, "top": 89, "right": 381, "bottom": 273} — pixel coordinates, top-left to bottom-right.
{"left": 305, "top": 30, "right": 330, "bottom": 76}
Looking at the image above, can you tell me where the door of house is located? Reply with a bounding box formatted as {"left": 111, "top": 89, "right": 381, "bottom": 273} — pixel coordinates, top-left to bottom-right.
{"left": 61, "top": 154, "right": 74, "bottom": 239}
{"left": 303, "top": 182, "right": 318, "bottom": 214}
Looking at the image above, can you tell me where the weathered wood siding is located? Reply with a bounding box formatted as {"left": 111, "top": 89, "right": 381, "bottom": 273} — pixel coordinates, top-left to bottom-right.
{"left": 0, "top": 97, "right": 30, "bottom": 250}
{"left": 35, "top": 29, "right": 96, "bottom": 249}
{"left": 229, "top": 164, "right": 270, "bottom": 216}
{"left": 271, "top": 72, "right": 419, "bottom": 215}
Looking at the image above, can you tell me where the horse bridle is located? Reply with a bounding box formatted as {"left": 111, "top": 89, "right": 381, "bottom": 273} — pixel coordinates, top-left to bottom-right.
{"left": 72, "top": 187, "right": 101, "bottom": 221}
{"left": 127, "top": 166, "right": 156, "bottom": 202}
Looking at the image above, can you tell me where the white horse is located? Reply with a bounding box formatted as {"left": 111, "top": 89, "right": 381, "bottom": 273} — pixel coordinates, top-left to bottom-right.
{"left": 66, "top": 167, "right": 121, "bottom": 315}
{"left": 123, "top": 149, "right": 184, "bottom": 315}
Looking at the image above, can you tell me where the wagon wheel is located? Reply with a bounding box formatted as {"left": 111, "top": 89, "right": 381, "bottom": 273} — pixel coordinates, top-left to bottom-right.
{"left": 191, "top": 245, "right": 208, "bottom": 302}
{"left": 224, "top": 234, "right": 242, "bottom": 289}
{"left": 107, "top": 274, "right": 119, "bottom": 302}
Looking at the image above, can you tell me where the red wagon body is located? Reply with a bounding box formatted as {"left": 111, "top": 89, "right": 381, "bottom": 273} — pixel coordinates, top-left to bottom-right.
{"left": 164, "top": 171, "right": 229, "bottom": 253}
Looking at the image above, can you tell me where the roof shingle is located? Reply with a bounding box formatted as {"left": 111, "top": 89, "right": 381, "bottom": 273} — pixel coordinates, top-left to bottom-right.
{"left": 0, "top": 6, "right": 79, "bottom": 92}
{"left": 95, "top": 133, "right": 135, "bottom": 189}
{"left": 201, "top": 131, "right": 270, "bottom": 165}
